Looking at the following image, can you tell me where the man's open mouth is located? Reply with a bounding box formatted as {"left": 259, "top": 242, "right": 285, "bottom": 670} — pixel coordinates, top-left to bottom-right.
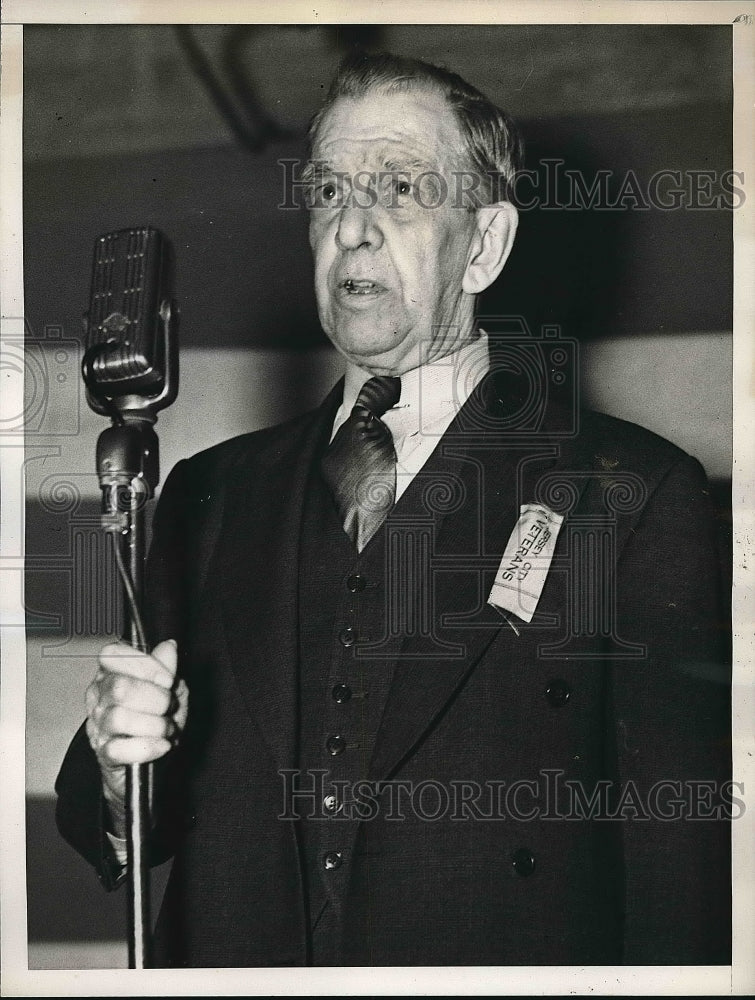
{"left": 342, "top": 279, "right": 382, "bottom": 294}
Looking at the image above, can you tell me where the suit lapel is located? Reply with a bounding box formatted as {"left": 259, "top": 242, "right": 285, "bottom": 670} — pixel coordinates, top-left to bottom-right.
{"left": 367, "top": 372, "right": 588, "bottom": 781}
{"left": 215, "top": 381, "right": 343, "bottom": 772}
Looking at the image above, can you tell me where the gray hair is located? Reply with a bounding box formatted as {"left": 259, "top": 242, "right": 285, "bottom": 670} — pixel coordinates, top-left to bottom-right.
{"left": 308, "top": 50, "right": 524, "bottom": 205}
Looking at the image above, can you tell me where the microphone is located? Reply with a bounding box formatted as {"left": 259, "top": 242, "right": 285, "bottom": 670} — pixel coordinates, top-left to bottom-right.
{"left": 82, "top": 226, "right": 178, "bottom": 419}
{"left": 79, "top": 226, "right": 180, "bottom": 967}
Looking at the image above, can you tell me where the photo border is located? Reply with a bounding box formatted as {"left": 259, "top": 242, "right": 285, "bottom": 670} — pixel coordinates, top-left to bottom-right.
{"left": 2, "top": 1, "right": 752, "bottom": 995}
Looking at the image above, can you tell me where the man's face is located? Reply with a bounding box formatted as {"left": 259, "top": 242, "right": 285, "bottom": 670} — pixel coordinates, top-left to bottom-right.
{"left": 307, "top": 87, "right": 480, "bottom": 376}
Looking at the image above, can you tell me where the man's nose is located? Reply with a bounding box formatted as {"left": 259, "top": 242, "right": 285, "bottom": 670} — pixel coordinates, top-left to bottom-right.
{"left": 335, "top": 203, "right": 384, "bottom": 252}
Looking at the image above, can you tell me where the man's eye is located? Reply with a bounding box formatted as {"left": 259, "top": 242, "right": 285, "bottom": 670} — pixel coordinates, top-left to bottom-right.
{"left": 307, "top": 180, "right": 343, "bottom": 209}
{"left": 394, "top": 179, "right": 412, "bottom": 197}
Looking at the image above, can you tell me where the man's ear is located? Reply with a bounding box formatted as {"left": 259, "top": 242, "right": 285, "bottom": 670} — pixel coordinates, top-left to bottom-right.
{"left": 462, "top": 201, "right": 519, "bottom": 295}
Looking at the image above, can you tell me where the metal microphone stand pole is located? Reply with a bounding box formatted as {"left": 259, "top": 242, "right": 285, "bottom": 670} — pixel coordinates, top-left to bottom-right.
{"left": 96, "top": 413, "right": 159, "bottom": 969}
{"left": 86, "top": 300, "right": 177, "bottom": 969}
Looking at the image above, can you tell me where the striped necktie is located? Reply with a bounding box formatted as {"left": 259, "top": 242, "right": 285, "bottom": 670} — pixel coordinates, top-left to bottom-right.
{"left": 321, "top": 375, "right": 402, "bottom": 551}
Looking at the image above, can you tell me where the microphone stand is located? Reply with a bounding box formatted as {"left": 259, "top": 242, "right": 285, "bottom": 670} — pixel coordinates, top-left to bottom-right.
{"left": 84, "top": 301, "right": 177, "bottom": 969}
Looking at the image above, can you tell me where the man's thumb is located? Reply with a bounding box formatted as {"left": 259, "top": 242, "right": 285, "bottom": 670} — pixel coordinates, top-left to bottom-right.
{"left": 152, "top": 638, "right": 179, "bottom": 677}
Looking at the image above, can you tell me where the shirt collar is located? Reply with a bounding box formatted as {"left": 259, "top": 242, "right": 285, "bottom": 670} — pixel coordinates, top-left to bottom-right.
{"left": 332, "top": 331, "right": 490, "bottom": 442}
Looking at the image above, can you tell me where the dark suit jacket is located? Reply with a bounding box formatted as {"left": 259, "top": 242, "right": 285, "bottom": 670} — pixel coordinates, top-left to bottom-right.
{"left": 56, "top": 369, "right": 731, "bottom": 967}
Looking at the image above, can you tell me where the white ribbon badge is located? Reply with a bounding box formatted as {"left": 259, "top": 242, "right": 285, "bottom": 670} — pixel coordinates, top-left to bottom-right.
{"left": 487, "top": 503, "right": 564, "bottom": 624}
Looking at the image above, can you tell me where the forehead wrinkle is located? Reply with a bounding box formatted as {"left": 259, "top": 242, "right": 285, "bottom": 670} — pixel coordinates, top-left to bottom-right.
{"left": 313, "top": 139, "right": 463, "bottom": 181}
{"left": 315, "top": 134, "right": 436, "bottom": 164}
{"left": 383, "top": 154, "right": 436, "bottom": 173}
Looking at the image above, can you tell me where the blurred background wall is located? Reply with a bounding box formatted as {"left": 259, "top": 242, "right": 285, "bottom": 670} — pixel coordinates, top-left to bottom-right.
{"left": 22, "top": 23, "right": 732, "bottom": 968}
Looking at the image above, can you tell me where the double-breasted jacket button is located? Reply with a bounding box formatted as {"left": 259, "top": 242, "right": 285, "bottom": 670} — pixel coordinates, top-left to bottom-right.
{"left": 323, "top": 851, "right": 343, "bottom": 871}
{"left": 339, "top": 626, "right": 356, "bottom": 647}
{"left": 511, "top": 848, "right": 536, "bottom": 876}
{"left": 332, "top": 683, "right": 352, "bottom": 704}
{"left": 545, "top": 678, "right": 571, "bottom": 707}
{"left": 323, "top": 794, "right": 343, "bottom": 814}
{"left": 346, "top": 574, "right": 366, "bottom": 593}
{"left": 325, "top": 734, "right": 346, "bottom": 756}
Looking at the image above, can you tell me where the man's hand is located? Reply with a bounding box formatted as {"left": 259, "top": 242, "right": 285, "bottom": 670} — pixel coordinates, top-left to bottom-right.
{"left": 85, "top": 638, "right": 189, "bottom": 838}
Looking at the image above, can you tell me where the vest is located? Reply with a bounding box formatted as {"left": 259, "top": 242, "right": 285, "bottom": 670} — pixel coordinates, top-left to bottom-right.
{"left": 296, "top": 452, "right": 407, "bottom": 964}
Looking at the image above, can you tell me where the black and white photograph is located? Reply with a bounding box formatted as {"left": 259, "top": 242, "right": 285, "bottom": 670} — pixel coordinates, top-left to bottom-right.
{"left": 1, "top": 1, "right": 753, "bottom": 995}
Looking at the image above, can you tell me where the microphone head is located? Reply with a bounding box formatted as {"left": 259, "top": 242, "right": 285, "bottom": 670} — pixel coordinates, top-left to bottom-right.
{"left": 84, "top": 227, "right": 176, "bottom": 405}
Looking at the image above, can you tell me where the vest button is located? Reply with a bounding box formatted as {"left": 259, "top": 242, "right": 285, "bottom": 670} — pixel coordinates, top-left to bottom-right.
{"left": 512, "top": 848, "right": 536, "bottom": 877}
{"left": 346, "top": 573, "right": 366, "bottom": 593}
{"left": 323, "top": 851, "right": 343, "bottom": 871}
{"left": 323, "top": 794, "right": 342, "bottom": 814}
{"left": 545, "top": 679, "right": 571, "bottom": 707}
{"left": 339, "top": 626, "right": 356, "bottom": 647}
{"left": 326, "top": 734, "right": 346, "bottom": 756}
{"left": 332, "top": 683, "right": 352, "bottom": 704}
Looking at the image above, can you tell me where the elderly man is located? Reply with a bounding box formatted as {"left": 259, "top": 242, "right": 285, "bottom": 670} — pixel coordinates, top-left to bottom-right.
{"left": 56, "top": 51, "right": 730, "bottom": 967}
